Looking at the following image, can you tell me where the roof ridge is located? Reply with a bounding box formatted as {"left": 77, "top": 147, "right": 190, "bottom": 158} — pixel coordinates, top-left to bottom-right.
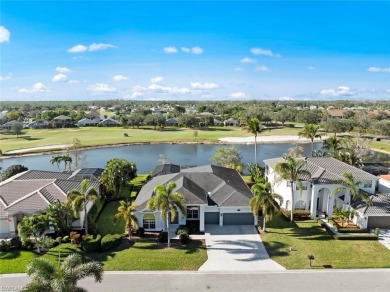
{"left": 218, "top": 189, "right": 236, "bottom": 206}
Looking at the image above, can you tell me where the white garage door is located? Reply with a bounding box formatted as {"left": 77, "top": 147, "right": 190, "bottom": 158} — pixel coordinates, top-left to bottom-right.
{"left": 0, "top": 218, "right": 10, "bottom": 235}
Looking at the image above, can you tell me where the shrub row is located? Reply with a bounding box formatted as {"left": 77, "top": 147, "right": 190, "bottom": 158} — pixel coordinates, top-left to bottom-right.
{"left": 321, "top": 222, "right": 378, "bottom": 240}
{"left": 81, "top": 235, "right": 102, "bottom": 252}
{"left": 280, "top": 209, "right": 311, "bottom": 220}
{"left": 101, "top": 234, "right": 123, "bottom": 251}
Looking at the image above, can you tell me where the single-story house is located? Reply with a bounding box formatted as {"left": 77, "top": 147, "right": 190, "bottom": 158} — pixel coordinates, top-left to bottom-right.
{"left": 213, "top": 119, "right": 224, "bottom": 126}
{"left": 98, "top": 118, "right": 120, "bottom": 127}
{"left": 28, "top": 120, "right": 49, "bottom": 129}
{"left": 77, "top": 118, "right": 100, "bottom": 127}
{"left": 134, "top": 165, "right": 255, "bottom": 233}
{"left": 165, "top": 118, "right": 178, "bottom": 126}
{"left": 51, "top": 115, "right": 73, "bottom": 128}
{"left": 0, "top": 168, "right": 103, "bottom": 239}
{"left": 223, "top": 118, "right": 239, "bottom": 127}
{"left": 1, "top": 120, "right": 23, "bottom": 130}
{"left": 264, "top": 157, "right": 386, "bottom": 228}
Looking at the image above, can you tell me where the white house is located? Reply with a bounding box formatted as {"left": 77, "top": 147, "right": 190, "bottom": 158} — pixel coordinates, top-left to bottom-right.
{"left": 0, "top": 168, "right": 103, "bottom": 239}
{"left": 264, "top": 157, "right": 384, "bottom": 229}
{"left": 77, "top": 118, "right": 100, "bottom": 127}
{"left": 379, "top": 175, "right": 390, "bottom": 193}
{"left": 134, "top": 165, "right": 255, "bottom": 233}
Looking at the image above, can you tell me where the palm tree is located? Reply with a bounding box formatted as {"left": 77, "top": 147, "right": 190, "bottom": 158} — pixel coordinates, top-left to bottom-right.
{"left": 67, "top": 179, "right": 100, "bottom": 235}
{"left": 247, "top": 118, "right": 266, "bottom": 163}
{"left": 114, "top": 199, "right": 139, "bottom": 241}
{"left": 147, "top": 181, "right": 186, "bottom": 247}
{"left": 322, "top": 133, "right": 343, "bottom": 158}
{"left": 298, "top": 124, "right": 322, "bottom": 156}
{"left": 24, "top": 253, "right": 103, "bottom": 292}
{"left": 250, "top": 181, "right": 283, "bottom": 231}
{"left": 274, "top": 156, "right": 311, "bottom": 222}
{"left": 61, "top": 155, "right": 72, "bottom": 171}
{"left": 50, "top": 155, "right": 63, "bottom": 171}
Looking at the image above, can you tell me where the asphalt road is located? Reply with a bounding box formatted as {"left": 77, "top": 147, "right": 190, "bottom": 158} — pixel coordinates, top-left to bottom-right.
{"left": 1, "top": 270, "right": 390, "bottom": 292}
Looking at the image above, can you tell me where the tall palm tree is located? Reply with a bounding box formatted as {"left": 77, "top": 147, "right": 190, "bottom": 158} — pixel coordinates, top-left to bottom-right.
{"left": 67, "top": 179, "right": 100, "bottom": 235}
{"left": 114, "top": 199, "right": 139, "bottom": 240}
{"left": 147, "top": 181, "right": 186, "bottom": 247}
{"left": 61, "top": 155, "right": 72, "bottom": 171}
{"left": 274, "top": 156, "right": 311, "bottom": 222}
{"left": 247, "top": 118, "right": 266, "bottom": 163}
{"left": 24, "top": 253, "right": 103, "bottom": 292}
{"left": 298, "top": 124, "right": 322, "bottom": 156}
{"left": 322, "top": 133, "right": 343, "bottom": 158}
{"left": 50, "top": 155, "right": 63, "bottom": 171}
{"left": 250, "top": 181, "right": 283, "bottom": 231}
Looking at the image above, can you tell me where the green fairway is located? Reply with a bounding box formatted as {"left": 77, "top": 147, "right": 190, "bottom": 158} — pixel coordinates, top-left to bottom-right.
{"left": 261, "top": 215, "right": 390, "bottom": 269}
{"left": 0, "top": 126, "right": 304, "bottom": 154}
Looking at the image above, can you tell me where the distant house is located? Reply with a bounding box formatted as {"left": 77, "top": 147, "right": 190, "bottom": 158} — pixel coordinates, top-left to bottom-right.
{"left": 98, "top": 118, "right": 120, "bottom": 127}
{"left": 0, "top": 168, "right": 103, "bottom": 239}
{"left": 28, "top": 120, "right": 49, "bottom": 129}
{"left": 213, "top": 119, "right": 224, "bottom": 126}
{"left": 51, "top": 115, "right": 73, "bottom": 128}
{"left": 77, "top": 118, "right": 100, "bottom": 127}
{"left": 1, "top": 120, "right": 23, "bottom": 130}
{"left": 223, "top": 118, "right": 238, "bottom": 126}
{"left": 327, "top": 110, "right": 345, "bottom": 119}
{"left": 165, "top": 118, "right": 178, "bottom": 126}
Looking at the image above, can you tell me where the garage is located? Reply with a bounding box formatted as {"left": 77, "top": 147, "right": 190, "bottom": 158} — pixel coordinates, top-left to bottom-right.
{"left": 223, "top": 213, "right": 254, "bottom": 225}
{"left": 0, "top": 217, "right": 10, "bottom": 236}
{"left": 367, "top": 216, "right": 390, "bottom": 229}
{"left": 205, "top": 212, "right": 220, "bottom": 224}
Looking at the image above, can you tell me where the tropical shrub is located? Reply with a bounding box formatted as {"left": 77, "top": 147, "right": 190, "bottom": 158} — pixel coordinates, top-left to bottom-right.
{"left": 179, "top": 232, "right": 190, "bottom": 244}
{"left": 176, "top": 225, "right": 190, "bottom": 235}
{"left": 70, "top": 232, "right": 81, "bottom": 244}
{"left": 62, "top": 235, "right": 70, "bottom": 243}
{"left": 81, "top": 235, "right": 102, "bottom": 252}
{"left": 10, "top": 236, "right": 22, "bottom": 250}
{"left": 0, "top": 240, "right": 11, "bottom": 252}
{"left": 158, "top": 231, "right": 168, "bottom": 243}
{"left": 101, "top": 234, "right": 122, "bottom": 251}
{"left": 21, "top": 239, "right": 35, "bottom": 250}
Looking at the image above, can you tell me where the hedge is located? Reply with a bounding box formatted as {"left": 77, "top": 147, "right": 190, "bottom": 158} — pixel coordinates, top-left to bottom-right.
{"left": 321, "top": 222, "right": 378, "bottom": 240}
{"left": 281, "top": 209, "right": 311, "bottom": 220}
{"left": 101, "top": 234, "right": 123, "bottom": 251}
{"left": 81, "top": 235, "right": 102, "bottom": 252}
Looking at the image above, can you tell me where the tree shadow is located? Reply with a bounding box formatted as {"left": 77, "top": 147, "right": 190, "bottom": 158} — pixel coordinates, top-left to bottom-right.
{"left": 0, "top": 249, "right": 22, "bottom": 260}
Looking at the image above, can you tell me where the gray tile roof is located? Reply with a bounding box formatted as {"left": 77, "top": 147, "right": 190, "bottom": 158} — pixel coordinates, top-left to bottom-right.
{"left": 264, "top": 157, "right": 378, "bottom": 184}
{"left": 352, "top": 193, "right": 390, "bottom": 215}
{"left": 15, "top": 170, "right": 71, "bottom": 180}
{"left": 40, "top": 184, "right": 67, "bottom": 204}
{"left": 5, "top": 192, "right": 49, "bottom": 214}
{"left": 0, "top": 180, "right": 53, "bottom": 205}
{"left": 151, "top": 164, "right": 181, "bottom": 177}
{"left": 135, "top": 165, "right": 252, "bottom": 211}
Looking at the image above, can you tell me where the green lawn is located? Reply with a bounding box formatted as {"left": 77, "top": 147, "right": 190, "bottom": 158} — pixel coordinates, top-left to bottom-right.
{"left": 0, "top": 126, "right": 305, "bottom": 154}
{"left": 261, "top": 215, "right": 390, "bottom": 269}
{"left": 96, "top": 201, "right": 125, "bottom": 236}
{"left": 371, "top": 141, "right": 390, "bottom": 154}
{"left": 0, "top": 240, "right": 207, "bottom": 274}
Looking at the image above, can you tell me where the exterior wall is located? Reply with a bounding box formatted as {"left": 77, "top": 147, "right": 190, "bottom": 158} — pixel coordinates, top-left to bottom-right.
{"left": 379, "top": 178, "right": 390, "bottom": 193}
{"left": 353, "top": 212, "right": 368, "bottom": 229}
{"left": 359, "top": 180, "right": 376, "bottom": 195}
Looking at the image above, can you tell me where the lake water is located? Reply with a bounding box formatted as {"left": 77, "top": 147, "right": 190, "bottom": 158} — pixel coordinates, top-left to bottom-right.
{"left": 0, "top": 142, "right": 387, "bottom": 174}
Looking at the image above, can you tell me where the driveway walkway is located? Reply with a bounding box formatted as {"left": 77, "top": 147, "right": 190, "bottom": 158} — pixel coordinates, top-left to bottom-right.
{"left": 376, "top": 229, "right": 390, "bottom": 250}
{"left": 198, "top": 225, "right": 285, "bottom": 272}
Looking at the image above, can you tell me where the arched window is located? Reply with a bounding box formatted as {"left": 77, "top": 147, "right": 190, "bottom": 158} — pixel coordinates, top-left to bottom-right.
{"left": 295, "top": 200, "right": 306, "bottom": 210}
{"left": 143, "top": 213, "right": 156, "bottom": 229}
{"left": 285, "top": 200, "right": 291, "bottom": 210}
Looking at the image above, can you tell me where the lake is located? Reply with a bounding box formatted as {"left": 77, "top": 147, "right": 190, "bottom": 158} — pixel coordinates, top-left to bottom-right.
{"left": 0, "top": 142, "right": 387, "bottom": 174}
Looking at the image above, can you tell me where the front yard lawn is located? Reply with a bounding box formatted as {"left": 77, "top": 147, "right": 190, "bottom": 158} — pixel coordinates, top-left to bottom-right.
{"left": 96, "top": 200, "right": 125, "bottom": 236}
{"left": 261, "top": 215, "right": 390, "bottom": 269}
{"left": 0, "top": 250, "right": 36, "bottom": 274}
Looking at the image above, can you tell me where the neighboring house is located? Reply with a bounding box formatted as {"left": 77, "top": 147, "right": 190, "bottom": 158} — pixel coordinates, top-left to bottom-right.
{"left": 326, "top": 109, "right": 345, "bottom": 119}
{"left": 28, "top": 120, "right": 49, "bottom": 129}
{"left": 134, "top": 165, "right": 255, "bottom": 233}
{"left": 98, "top": 118, "right": 120, "bottom": 127}
{"left": 213, "top": 119, "right": 224, "bottom": 126}
{"left": 0, "top": 168, "right": 103, "bottom": 239}
{"left": 264, "top": 157, "right": 383, "bottom": 228}
{"left": 77, "top": 118, "right": 100, "bottom": 127}
{"left": 379, "top": 175, "right": 390, "bottom": 193}
{"left": 223, "top": 118, "right": 239, "bottom": 127}
{"left": 51, "top": 115, "right": 73, "bottom": 128}
{"left": 165, "top": 118, "right": 178, "bottom": 126}
{"left": 1, "top": 120, "right": 23, "bottom": 130}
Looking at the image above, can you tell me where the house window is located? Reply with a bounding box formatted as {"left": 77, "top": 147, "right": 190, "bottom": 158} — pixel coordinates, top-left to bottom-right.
{"left": 143, "top": 214, "right": 156, "bottom": 229}
{"left": 296, "top": 183, "right": 308, "bottom": 190}
{"left": 295, "top": 200, "right": 306, "bottom": 210}
{"left": 360, "top": 181, "right": 371, "bottom": 188}
{"left": 286, "top": 200, "right": 291, "bottom": 210}
{"left": 265, "top": 165, "right": 269, "bottom": 175}
{"left": 187, "top": 206, "right": 199, "bottom": 219}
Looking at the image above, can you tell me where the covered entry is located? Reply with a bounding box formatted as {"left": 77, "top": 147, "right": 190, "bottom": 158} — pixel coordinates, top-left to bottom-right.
{"left": 367, "top": 216, "right": 390, "bottom": 229}
{"left": 223, "top": 213, "right": 254, "bottom": 225}
{"left": 205, "top": 212, "right": 220, "bottom": 224}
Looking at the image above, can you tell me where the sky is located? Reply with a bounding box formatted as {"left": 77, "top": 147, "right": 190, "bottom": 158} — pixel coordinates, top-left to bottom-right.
{"left": 0, "top": 0, "right": 389, "bottom": 101}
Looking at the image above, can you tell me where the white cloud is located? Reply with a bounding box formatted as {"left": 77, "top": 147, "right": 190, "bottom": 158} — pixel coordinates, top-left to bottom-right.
{"left": 113, "top": 74, "right": 128, "bottom": 81}
{"left": 0, "top": 26, "right": 10, "bottom": 43}
{"left": 18, "top": 82, "right": 50, "bottom": 93}
{"left": 191, "top": 46, "right": 203, "bottom": 55}
{"left": 0, "top": 72, "right": 12, "bottom": 81}
{"left": 234, "top": 67, "right": 243, "bottom": 72}
{"left": 190, "top": 82, "right": 219, "bottom": 90}
{"left": 68, "top": 44, "right": 88, "bottom": 53}
{"left": 240, "top": 57, "right": 257, "bottom": 64}
{"left": 148, "top": 83, "right": 190, "bottom": 94}
{"left": 279, "top": 96, "right": 296, "bottom": 101}
{"left": 87, "top": 83, "right": 117, "bottom": 94}
{"left": 320, "top": 86, "right": 357, "bottom": 97}
{"left": 368, "top": 66, "right": 390, "bottom": 73}
{"left": 56, "top": 66, "right": 71, "bottom": 73}
{"left": 130, "top": 92, "right": 144, "bottom": 99}
{"left": 52, "top": 73, "right": 68, "bottom": 83}
{"left": 307, "top": 66, "right": 316, "bottom": 70}
{"left": 250, "top": 47, "right": 281, "bottom": 57}
{"left": 230, "top": 91, "right": 246, "bottom": 99}
{"left": 68, "top": 80, "right": 80, "bottom": 84}
{"left": 163, "top": 46, "right": 178, "bottom": 54}
{"left": 150, "top": 76, "right": 164, "bottom": 83}
{"left": 255, "top": 65, "right": 271, "bottom": 72}
{"left": 68, "top": 43, "right": 116, "bottom": 53}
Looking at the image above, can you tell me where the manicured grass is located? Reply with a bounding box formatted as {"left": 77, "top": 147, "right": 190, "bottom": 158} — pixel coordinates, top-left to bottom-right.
{"left": 0, "top": 126, "right": 307, "bottom": 154}
{"left": 261, "top": 215, "right": 390, "bottom": 269}
{"left": 371, "top": 141, "right": 390, "bottom": 154}
{"left": 0, "top": 249, "right": 36, "bottom": 274}
{"left": 96, "top": 201, "right": 125, "bottom": 236}
{"left": 0, "top": 240, "right": 207, "bottom": 274}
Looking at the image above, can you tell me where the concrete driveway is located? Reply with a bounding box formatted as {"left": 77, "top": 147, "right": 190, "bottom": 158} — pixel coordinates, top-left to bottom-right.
{"left": 198, "top": 225, "right": 285, "bottom": 272}
{"left": 377, "top": 229, "right": 390, "bottom": 250}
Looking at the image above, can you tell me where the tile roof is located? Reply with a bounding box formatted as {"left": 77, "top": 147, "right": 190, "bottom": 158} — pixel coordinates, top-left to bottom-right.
{"left": 15, "top": 170, "right": 71, "bottom": 180}
{"left": 5, "top": 192, "right": 49, "bottom": 214}
{"left": 135, "top": 165, "right": 252, "bottom": 211}
{"left": 151, "top": 164, "right": 181, "bottom": 177}
{"left": 352, "top": 193, "right": 390, "bottom": 215}
{"left": 0, "top": 180, "right": 53, "bottom": 206}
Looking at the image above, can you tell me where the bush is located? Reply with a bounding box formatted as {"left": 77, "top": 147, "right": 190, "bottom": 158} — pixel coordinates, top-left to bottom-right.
{"left": 62, "top": 236, "right": 70, "bottom": 243}
{"left": 179, "top": 232, "right": 190, "bottom": 244}
{"left": 158, "top": 231, "right": 168, "bottom": 243}
{"left": 10, "top": 236, "right": 22, "bottom": 250}
{"left": 56, "top": 237, "right": 63, "bottom": 244}
{"left": 21, "top": 239, "right": 35, "bottom": 251}
{"left": 136, "top": 227, "right": 145, "bottom": 237}
{"left": 70, "top": 232, "right": 81, "bottom": 244}
{"left": 101, "top": 234, "right": 122, "bottom": 251}
{"left": 334, "top": 234, "right": 378, "bottom": 240}
{"left": 81, "top": 235, "right": 102, "bottom": 252}
{"left": 0, "top": 240, "right": 11, "bottom": 252}
{"left": 281, "top": 209, "right": 311, "bottom": 220}
{"left": 375, "top": 227, "right": 380, "bottom": 236}
{"left": 43, "top": 237, "right": 56, "bottom": 249}
{"left": 176, "top": 225, "right": 190, "bottom": 235}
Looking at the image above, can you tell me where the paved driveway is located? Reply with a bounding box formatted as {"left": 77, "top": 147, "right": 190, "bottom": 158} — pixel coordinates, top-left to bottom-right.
{"left": 198, "top": 225, "right": 285, "bottom": 272}
{"left": 377, "top": 229, "right": 390, "bottom": 250}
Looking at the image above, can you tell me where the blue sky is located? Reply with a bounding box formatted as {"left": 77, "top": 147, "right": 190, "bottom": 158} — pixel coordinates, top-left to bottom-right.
{"left": 0, "top": 1, "right": 389, "bottom": 101}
